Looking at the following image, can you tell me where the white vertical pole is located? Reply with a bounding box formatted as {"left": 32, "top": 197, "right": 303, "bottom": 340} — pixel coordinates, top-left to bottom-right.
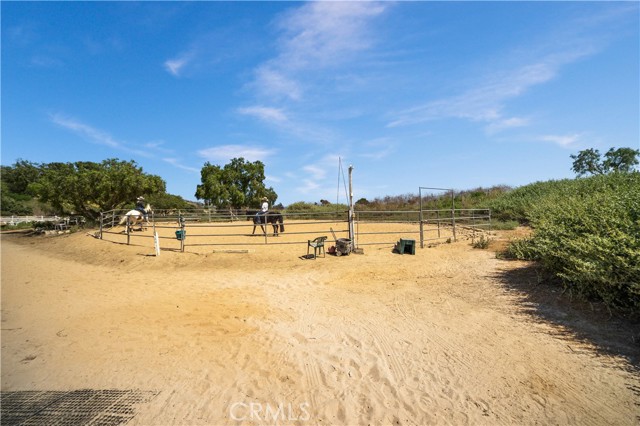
{"left": 154, "top": 231, "right": 160, "bottom": 257}
{"left": 348, "top": 165, "right": 355, "bottom": 246}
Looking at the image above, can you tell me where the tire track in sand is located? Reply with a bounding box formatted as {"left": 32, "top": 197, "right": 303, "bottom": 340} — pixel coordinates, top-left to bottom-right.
{"left": 360, "top": 319, "right": 407, "bottom": 382}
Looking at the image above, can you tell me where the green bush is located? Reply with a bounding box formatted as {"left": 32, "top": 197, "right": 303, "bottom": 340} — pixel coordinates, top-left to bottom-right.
{"left": 490, "top": 220, "right": 519, "bottom": 230}
{"left": 471, "top": 234, "right": 492, "bottom": 249}
{"left": 504, "top": 173, "right": 640, "bottom": 314}
{"left": 499, "top": 237, "right": 539, "bottom": 260}
{"left": 488, "top": 179, "right": 575, "bottom": 223}
{"left": 285, "top": 201, "right": 349, "bottom": 219}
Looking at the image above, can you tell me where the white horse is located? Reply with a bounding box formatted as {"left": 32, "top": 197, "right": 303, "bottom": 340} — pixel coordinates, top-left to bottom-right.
{"left": 119, "top": 203, "right": 152, "bottom": 230}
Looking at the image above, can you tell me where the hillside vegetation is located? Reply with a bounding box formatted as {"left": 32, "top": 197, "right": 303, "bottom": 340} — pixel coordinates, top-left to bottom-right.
{"left": 497, "top": 173, "right": 639, "bottom": 315}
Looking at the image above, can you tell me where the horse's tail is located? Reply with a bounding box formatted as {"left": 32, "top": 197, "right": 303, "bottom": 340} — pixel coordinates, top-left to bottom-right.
{"left": 118, "top": 215, "right": 127, "bottom": 226}
{"left": 278, "top": 214, "right": 285, "bottom": 232}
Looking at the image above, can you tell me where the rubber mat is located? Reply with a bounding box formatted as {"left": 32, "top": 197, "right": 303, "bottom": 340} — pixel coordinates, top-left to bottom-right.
{"left": 0, "top": 389, "right": 157, "bottom": 426}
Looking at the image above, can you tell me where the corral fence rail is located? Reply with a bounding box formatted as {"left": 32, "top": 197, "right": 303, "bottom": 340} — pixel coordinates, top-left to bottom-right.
{"left": 354, "top": 208, "right": 491, "bottom": 248}
{"left": 99, "top": 206, "right": 490, "bottom": 252}
{"left": 100, "top": 208, "right": 350, "bottom": 252}
{"left": 1, "top": 215, "right": 63, "bottom": 225}
{"left": 1, "top": 215, "right": 86, "bottom": 230}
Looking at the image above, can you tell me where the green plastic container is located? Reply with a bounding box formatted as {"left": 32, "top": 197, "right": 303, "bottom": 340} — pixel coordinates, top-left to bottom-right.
{"left": 175, "top": 230, "right": 186, "bottom": 241}
{"left": 397, "top": 238, "right": 415, "bottom": 255}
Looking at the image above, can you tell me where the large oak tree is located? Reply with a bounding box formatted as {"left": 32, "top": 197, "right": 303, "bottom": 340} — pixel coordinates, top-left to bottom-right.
{"left": 29, "top": 159, "right": 165, "bottom": 219}
{"left": 571, "top": 147, "right": 639, "bottom": 177}
{"left": 195, "top": 158, "right": 277, "bottom": 210}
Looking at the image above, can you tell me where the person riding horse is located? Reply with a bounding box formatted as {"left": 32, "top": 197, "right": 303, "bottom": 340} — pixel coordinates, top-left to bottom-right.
{"left": 250, "top": 197, "right": 285, "bottom": 236}
{"left": 256, "top": 197, "right": 269, "bottom": 219}
{"left": 135, "top": 196, "right": 148, "bottom": 221}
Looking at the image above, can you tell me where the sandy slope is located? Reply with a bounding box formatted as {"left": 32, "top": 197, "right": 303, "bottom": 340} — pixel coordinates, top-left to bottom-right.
{"left": 1, "top": 227, "right": 638, "bottom": 425}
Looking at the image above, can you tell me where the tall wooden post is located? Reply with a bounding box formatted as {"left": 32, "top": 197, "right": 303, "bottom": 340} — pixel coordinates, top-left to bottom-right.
{"left": 126, "top": 216, "right": 131, "bottom": 245}
{"left": 451, "top": 190, "right": 457, "bottom": 242}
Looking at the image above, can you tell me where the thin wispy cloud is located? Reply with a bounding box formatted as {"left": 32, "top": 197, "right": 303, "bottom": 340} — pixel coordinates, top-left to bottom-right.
{"left": 162, "top": 158, "right": 200, "bottom": 173}
{"left": 49, "top": 113, "right": 180, "bottom": 161}
{"left": 358, "top": 138, "right": 395, "bottom": 160}
{"left": 251, "top": 1, "right": 388, "bottom": 101}
{"left": 275, "top": 1, "right": 387, "bottom": 70}
{"left": 50, "top": 113, "right": 123, "bottom": 149}
{"left": 388, "top": 50, "right": 593, "bottom": 130}
{"left": 164, "top": 52, "right": 194, "bottom": 77}
{"left": 145, "top": 140, "right": 174, "bottom": 154}
{"left": 5, "top": 23, "right": 38, "bottom": 46}
{"left": 294, "top": 154, "right": 349, "bottom": 197}
{"left": 302, "top": 164, "right": 327, "bottom": 179}
{"left": 253, "top": 67, "right": 303, "bottom": 101}
{"left": 485, "top": 117, "right": 530, "bottom": 134}
{"left": 197, "top": 144, "right": 276, "bottom": 163}
{"left": 297, "top": 178, "right": 321, "bottom": 193}
{"left": 30, "top": 55, "right": 64, "bottom": 68}
{"left": 163, "top": 23, "right": 260, "bottom": 78}
{"left": 265, "top": 175, "right": 282, "bottom": 183}
{"left": 386, "top": 4, "right": 629, "bottom": 133}
{"left": 237, "top": 106, "right": 288, "bottom": 123}
{"left": 539, "top": 133, "right": 583, "bottom": 147}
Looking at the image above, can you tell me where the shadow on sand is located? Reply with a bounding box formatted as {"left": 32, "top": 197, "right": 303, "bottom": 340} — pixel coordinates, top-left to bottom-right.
{"left": 491, "top": 262, "right": 640, "bottom": 371}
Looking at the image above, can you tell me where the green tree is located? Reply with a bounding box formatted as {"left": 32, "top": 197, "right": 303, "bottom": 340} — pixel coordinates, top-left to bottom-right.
{"left": 0, "top": 181, "right": 33, "bottom": 215}
{"left": 1, "top": 159, "right": 43, "bottom": 194}
{"left": 146, "top": 193, "right": 194, "bottom": 210}
{"left": 571, "top": 147, "right": 639, "bottom": 177}
{"left": 195, "top": 158, "right": 277, "bottom": 210}
{"left": 29, "top": 159, "right": 165, "bottom": 219}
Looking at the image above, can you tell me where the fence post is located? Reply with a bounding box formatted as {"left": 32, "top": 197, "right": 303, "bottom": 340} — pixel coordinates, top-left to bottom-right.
{"left": 181, "top": 221, "right": 185, "bottom": 252}
{"left": 126, "top": 216, "right": 131, "bottom": 245}
{"left": 419, "top": 189, "right": 424, "bottom": 249}
{"left": 178, "top": 214, "right": 186, "bottom": 252}
{"left": 354, "top": 211, "right": 359, "bottom": 249}
{"left": 348, "top": 165, "right": 355, "bottom": 246}
{"left": 99, "top": 212, "right": 104, "bottom": 239}
{"left": 263, "top": 213, "right": 268, "bottom": 245}
{"left": 472, "top": 209, "right": 476, "bottom": 240}
{"left": 452, "top": 211, "right": 457, "bottom": 242}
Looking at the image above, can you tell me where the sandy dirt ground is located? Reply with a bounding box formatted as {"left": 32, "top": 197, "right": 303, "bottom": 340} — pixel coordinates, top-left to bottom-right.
{"left": 1, "top": 222, "right": 639, "bottom": 425}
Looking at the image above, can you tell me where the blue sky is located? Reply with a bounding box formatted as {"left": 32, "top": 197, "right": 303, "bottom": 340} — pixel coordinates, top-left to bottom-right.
{"left": 2, "top": 1, "right": 639, "bottom": 206}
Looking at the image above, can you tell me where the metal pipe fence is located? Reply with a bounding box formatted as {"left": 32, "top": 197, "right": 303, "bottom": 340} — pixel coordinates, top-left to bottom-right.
{"left": 354, "top": 209, "right": 491, "bottom": 247}
{"left": 99, "top": 209, "right": 349, "bottom": 253}
{"left": 1, "top": 215, "right": 63, "bottom": 225}
{"left": 99, "top": 207, "right": 489, "bottom": 253}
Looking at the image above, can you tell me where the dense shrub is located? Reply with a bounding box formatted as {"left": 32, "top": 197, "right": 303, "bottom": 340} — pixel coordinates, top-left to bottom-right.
{"left": 285, "top": 201, "right": 349, "bottom": 220}
{"left": 488, "top": 179, "right": 575, "bottom": 223}
{"left": 505, "top": 173, "right": 640, "bottom": 314}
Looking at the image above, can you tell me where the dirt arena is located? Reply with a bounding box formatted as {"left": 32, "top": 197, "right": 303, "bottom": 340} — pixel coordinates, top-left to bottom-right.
{"left": 1, "top": 222, "right": 639, "bottom": 425}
